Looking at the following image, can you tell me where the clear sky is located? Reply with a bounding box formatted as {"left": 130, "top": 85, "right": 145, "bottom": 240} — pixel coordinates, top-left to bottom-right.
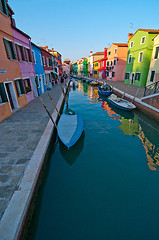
{"left": 10, "top": 0, "right": 159, "bottom": 63}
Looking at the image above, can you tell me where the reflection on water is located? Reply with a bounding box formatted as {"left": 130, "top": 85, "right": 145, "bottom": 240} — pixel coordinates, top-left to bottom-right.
{"left": 77, "top": 80, "right": 159, "bottom": 171}
{"left": 59, "top": 132, "right": 85, "bottom": 166}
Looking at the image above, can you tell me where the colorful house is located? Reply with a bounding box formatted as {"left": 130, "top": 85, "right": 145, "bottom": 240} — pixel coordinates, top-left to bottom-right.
{"left": 0, "top": 2, "right": 27, "bottom": 122}
{"left": 98, "top": 47, "right": 108, "bottom": 79}
{"left": 83, "top": 58, "right": 88, "bottom": 76}
{"left": 31, "top": 42, "right": 46, "bottom": 95}
{"left": 40, "top": 47, "right": 54, "bottom": 86}
{"left": 92, "top": 52, "right": 104, "bottom": 78}
{"left": 147, "top": 34, "right": 159, "bottom": 85}
{"left": 77, "top": 60, "right": 81, "bottom": 76}
{"left": 93, "top": 60, "right": 99, "bottom": 78}
{"left": 106, "top": 43, "right": 128, "bottom": 81}
{"left": 52, "top": 50, "right": 63, "bottom": 77}
{"left": 124, "top": 29, "right": 159, "bottom": 87}
{"left": 72, "top": 62, "right": 77, "bottom": 75}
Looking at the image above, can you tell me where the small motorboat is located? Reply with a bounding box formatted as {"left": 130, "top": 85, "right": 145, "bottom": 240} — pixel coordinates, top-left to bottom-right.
{"left": 70, "top": 79, "right": 78, "bottom": 87}
{"left": 98, "top": 84, "right": 112, "bottom": 96}
{"left": 107, "top": 94, "right": 136, "bottom": 111}
{"left": 90, "top": 81, "right": 99, "bottom": 86}
{"left": 57, "top": 109, "right": 84, "bottom": 148}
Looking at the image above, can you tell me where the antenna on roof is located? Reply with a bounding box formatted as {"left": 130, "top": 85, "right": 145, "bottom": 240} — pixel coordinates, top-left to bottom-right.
{"left": 130, "top": 22, "right": 134, "bottom": 32}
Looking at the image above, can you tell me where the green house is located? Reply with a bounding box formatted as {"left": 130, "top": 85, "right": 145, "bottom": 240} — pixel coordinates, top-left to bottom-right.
{"left": 72, "top": 62, "right": 77, "bottom": 75}
{"left": 83, "top": 58, "right": 88, "bottom": 76}
{"left": 124, "top": 29, "right": 159, "bottom": 87}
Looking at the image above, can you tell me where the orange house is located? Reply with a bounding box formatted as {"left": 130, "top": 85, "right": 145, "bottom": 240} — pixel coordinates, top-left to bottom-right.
{"left": 0, "top": 3, "right": 27, "bottom": 122}
{"left": 106, "top": 43, "right": 128, "bottom": 81}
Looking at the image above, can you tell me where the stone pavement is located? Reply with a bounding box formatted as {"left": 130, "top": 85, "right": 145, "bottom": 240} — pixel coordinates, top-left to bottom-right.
{"left": 0, "top": 83, "right": 64, "bottom": 221}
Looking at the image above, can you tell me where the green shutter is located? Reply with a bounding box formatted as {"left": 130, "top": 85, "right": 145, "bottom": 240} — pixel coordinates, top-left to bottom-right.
{"left": 3, "top": 38, "right": 11, "bottom": 59}
{"left": 19, "top": 79, "right": 25, "bottom": 94}
{"left": 10, "top": 42, "right": 17, "bottom": 60}
{"left": 2, "top": 0, "right": 8, "bottom": 16}
{"left": 0, "top": 82, "right": 8, "bottom": 102}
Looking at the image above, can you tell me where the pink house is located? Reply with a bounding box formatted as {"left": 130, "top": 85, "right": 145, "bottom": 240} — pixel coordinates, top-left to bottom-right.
{"left": 12, "top": 26, "right": 37, "bottom": 103}
{"left": 106, "top": 43, "right": 128, "bottom": 81}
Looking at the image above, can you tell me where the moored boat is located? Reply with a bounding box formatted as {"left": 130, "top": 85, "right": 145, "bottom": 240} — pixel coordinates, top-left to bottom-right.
{"left": 107, "top": 94, "right": 136, "bottom": 111}
{"left": 98, "top": 84, "right": 112, "bottom": 96}
{"left": 57, "top": 109, "right": 84, "bottom": 148}
{"left": 90, "top": 81, "right": 99, "bottom": 86}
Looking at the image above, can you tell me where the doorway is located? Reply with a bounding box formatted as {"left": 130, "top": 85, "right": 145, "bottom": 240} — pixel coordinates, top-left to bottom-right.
{"left": 130, "top": 72, "right": 135, "bottom": 85}
{"left": 5, "top": 82, "right": 19, "bottom": 111}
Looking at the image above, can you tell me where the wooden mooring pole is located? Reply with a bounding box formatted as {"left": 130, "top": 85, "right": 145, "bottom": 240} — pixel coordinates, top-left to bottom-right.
{"left": 40, "top": 97, "right": 57, "bottom": 128}
{"left": 47, "top": 93, "right": 61, "bottom": 117}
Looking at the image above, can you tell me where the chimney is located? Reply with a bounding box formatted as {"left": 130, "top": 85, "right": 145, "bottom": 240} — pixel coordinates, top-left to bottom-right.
{"left": 52, "top": 48, "right": 54, "bottom": 52}
{"left": 104, "top": 47, "right": 108, "bottom": 59}
{"left": 128, "top": 33, "right": 133, "bottom": 42}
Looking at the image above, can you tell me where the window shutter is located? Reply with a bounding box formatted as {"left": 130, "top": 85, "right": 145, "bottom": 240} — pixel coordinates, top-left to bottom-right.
{"left": 2, "top": 0, "right": 8, "bottom": 16}
{"left": 11, "top": 42, "right": 17, "bottom": 60}
{"left": 14, "top": 80, "right": 20, "bottom": 96}
{"left": 3, "top": 38, "right": 11, "bottom": 59}
{"left": 0, "top": 82, "right": 8, "bottom": 102}
{"left": 19, "top": 79, "right": 25, "bottom": 94}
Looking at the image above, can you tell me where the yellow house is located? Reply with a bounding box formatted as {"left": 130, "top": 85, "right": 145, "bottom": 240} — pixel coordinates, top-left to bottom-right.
{"left": 147, "top": 34, "right": 159, "bottom": 84}
{"left": 93, "top": 60, "right": 99, "bottom": 78}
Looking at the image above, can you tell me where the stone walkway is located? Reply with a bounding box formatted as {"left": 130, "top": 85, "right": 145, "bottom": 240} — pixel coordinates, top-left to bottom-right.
{"left": 0, "top": 83, "right": 64, "bottom": 220}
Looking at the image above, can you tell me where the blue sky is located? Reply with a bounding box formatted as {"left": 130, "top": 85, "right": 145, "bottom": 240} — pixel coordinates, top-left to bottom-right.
{"left": 10, "top": 0, "right": 159, "bottom": 63}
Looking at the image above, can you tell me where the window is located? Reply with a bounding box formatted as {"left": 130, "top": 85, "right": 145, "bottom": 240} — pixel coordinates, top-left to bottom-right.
{"left": 35, "top": 76, "right": 39, "bottom": 88}
{"left": 138, "top": 52, "right": 143, "bottom": 62}
{"left": 130, "top": 41, "right": 133, "bottom": 48}
{"left": 141, "top": 36, "right": 145, "bottom": 44}
{"left": 32, "top": 51, "right": 36, "bottom": 64}
{"left": 42, "top": 56, "right": 45, "bottom": 66}
{"left": 135, "top": 73, "right": 141, "bottom": 81}
{"left": 14, "top": 79, "right": 25, "bottom": 96}
{"left": 150, "top": 71, "right": 155, "bottom": 82}
{"left": 23, "top": 78, "right": 32, "bottom": 93}
{"left": 3, "top": 38, "right": 17, "bottom": 60}
{"left": 112, "top": 72, "right": 115, "bottom": 77}
{"left": 0, "top": 0, "right": 8, "bottom": 15}
{"left": 106, "top": 61, "right": 109, "bottom": 66}
{"left": 125, "top": 72, "right": 130, "bottom": 80}
{"left": 94, "top": 70, "right": 97, "bottom": 75}
{"left": 108, "top": 51, "right": 111, "bottom": 55}
{"left": 39, "top": 54, "right": 43, "bottom": 65}
{"left": 114, "top": 48, "right": 117, "bottom": 54}
{"left": 128, "top": 54, "right": 132, "bottom": 64}
{"left": 47, "top": 58, "right": 49, "bottom": 67}
{"left": 25, "top": 48, "right": 32, "bottom": 62}
{"left": 49, "top": 58, "right": 52, "bottom": 67}
{"left": 154, "top": 46, "right": 159, "bottom": 59}
{"left": 103, "top": 61, "right": 104, "bottom": 67}
{"left": 114, "top": 59, "right": 117, "bottom": 65}
{"left": 0, "top": 82, "right": 8, "bottom": 103}
{"left": 111, "top": 60, "right": 113, "bottom": 66}
{"left": 15, "top": 44, "right": 26, "bottom": 61}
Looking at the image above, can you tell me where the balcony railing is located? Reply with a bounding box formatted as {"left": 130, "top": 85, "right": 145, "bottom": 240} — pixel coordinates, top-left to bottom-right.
{"left": 144, "top": 81, "right": 159, "bottom": 97}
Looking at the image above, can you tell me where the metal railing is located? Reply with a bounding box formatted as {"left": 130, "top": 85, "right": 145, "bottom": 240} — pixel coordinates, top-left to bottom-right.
{"left": 144, "top": 81, "right": 159, "bottom": 97}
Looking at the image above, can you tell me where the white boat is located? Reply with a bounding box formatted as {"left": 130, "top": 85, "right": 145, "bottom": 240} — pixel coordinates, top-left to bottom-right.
{"left": 70, "top": 79, "right": 78, "bottom": 87}
{"left": 107, "top": 94, "right": 136, "bottom": 111}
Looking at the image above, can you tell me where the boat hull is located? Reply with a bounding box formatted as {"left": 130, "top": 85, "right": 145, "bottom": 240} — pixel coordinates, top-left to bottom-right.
{"left": 108, "top": 98, "right": 136, "bottom": 111}
{"left": 98, "top": 87, "right": 112, "bottom": 96}
{"left": 57, "top": 113, "right": 84, "bottom": 148}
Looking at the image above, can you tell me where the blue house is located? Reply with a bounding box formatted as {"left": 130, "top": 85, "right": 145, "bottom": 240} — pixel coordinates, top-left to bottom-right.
{"left": 31, "top": 42, "right": 46, "bottom": 95}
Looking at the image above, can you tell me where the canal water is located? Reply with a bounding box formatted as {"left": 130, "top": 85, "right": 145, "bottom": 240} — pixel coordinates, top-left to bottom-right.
{"left": 29, "top": 81, "right": 159, "bottom": 240}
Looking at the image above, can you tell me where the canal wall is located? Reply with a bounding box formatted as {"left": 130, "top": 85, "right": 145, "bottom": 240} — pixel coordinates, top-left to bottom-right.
{"left": 0, "top": 85, "right": 67, "bottom": 240}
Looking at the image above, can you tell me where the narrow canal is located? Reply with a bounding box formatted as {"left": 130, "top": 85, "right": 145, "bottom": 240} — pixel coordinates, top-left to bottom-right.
{"left": 28, "top": 81, "right": 159, "bottom": 240}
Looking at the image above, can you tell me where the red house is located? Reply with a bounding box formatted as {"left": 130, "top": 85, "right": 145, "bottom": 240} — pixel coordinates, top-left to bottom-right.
{"left": 40, "top": 47, "right": 53, "bottom": 85}
{"left": 98, "top": 47, "right": 108, "bottom": 79}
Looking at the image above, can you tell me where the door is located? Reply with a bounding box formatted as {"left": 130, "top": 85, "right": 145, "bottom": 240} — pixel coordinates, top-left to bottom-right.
{"left": 40, "top": 75, "right": 44, "bottom": 93}
{"left": 5, "top": 82, "right": 19, "bottom": 111}
{"left": 130, "top": 73, "right": 135, "bottom": 84}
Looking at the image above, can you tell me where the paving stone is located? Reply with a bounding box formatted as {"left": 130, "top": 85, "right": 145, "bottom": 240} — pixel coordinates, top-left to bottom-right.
{"left": 0, "top": 175, "right": 10, "bottom": 184}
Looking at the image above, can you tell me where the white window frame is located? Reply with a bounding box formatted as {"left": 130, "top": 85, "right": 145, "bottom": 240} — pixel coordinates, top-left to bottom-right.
{"left": 3, "top": 37, "right": 17, "bottom": 61}
{"left": 39, "top": 54, "right": 43, "bottom": 66}
{"left": 140, "top": 36, "right": 146, "bottom": 44}
{"left": 42, "top": 56, "right": 45, "bottom": 66}
{"left": 138, "top": 51, "right": 143, "bottom": 63}
{"left": 14, "top": 78, "right": 25, "bottom": 96}
{"left": 4, "top": 81, "right": 19, "bottom": 111}
{"left": 135, "top": 72, "right": 141, "bottom": 81}
{"left": 47, "top": 58, "right": 49, "bottom": 67}
{"left": 128, "top": 54, "right": 132, "bottom": 64}
{"left": 32, "top": 50, "right": 36, "bottom": 64}
{"left": 130, "top": 41, "right": 134, "bottom": 48}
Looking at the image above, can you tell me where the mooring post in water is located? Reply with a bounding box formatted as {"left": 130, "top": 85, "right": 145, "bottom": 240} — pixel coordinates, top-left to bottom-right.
{"left": 59, "top": 82, "right": 65, "bottom": 97}
{"left": 40, "top": 97, "right": 57, "bottom": 128}
{"left": 47, "top": 93, "right": 61, "bottom": 117}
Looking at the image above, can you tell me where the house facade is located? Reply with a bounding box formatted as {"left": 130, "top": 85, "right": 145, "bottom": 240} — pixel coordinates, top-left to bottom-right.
{"left": 92, "top": 52, "right": 104, "bottom": 78}
{"left": 124, "top": 29, "right": 159, "bottom": 87}
{"left": 72, "top": 62, "right": 77, "bottom": 75}
{"left": 98, "top": 47, "right": 108, "bottom": 79}
{"left": 0, "top": 1, "right": 27, "bottom": 122}
{"left": 12, "top": 26, "right": 37, "bottom": 101}
{"left": 31, "top": 42, "right": 46, "bottom": 95}
{"left": 40, "top": 47, "right": 53, "bottom": 86}
{"left": 147, "top": 34, "right": 159, "bottom": 85}
{"left": 106, "top": 43, "right": 128, "bottom": 81}
{"left": 83, "top": 58, "right": 88, "bottom": 76}
{"left": 93, "top": 60, "right": 99, "bottom": 78}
